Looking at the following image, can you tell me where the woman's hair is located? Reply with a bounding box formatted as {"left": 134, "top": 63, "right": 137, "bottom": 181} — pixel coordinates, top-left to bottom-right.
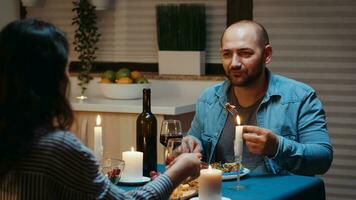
{"left": 0, "top": 19, "right": 74, "bottom": 176}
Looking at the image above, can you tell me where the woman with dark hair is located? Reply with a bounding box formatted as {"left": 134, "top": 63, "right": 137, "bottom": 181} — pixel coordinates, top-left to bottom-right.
{"left": 0, "top": 19, "right": 201, "bottom": 199}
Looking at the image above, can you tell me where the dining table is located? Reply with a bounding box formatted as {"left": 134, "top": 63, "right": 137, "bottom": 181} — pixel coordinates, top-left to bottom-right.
{"left": 117, "top": 164, "right": 325, "bottom": 200}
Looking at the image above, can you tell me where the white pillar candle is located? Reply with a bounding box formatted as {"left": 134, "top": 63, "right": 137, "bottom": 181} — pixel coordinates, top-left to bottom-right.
{"left": 199, "top": 165, "right": 222, "bottom": 200}
{"left": 94, "top": 115, "right": 103, "bottom": 161}
{"left": 234, "top": 115, "right": 243, "bottom": 158}
{"left": 122, "top": 147, "right": 143, "bottom": 181}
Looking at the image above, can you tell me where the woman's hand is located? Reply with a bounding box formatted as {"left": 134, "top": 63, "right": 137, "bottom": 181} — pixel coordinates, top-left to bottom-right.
{"left": 164, "top": 153, "right": 202, "bottom": 188}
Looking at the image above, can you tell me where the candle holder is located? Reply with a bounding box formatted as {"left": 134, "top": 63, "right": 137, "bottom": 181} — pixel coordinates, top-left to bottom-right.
{"left": 229, "top": 155, "right": 245, "bottom": 190}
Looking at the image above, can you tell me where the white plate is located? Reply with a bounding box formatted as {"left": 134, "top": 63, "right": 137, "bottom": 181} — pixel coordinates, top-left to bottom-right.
{"left": 170, "top": 188, "right": 197, "bottom": 200}
{"left": 222, "top": 168, "right": 250, "bottom": 181}
{"left": 118, "top": 176, "right": 151, "bottom": 186}
{"left": 190, "top": 197, "right": 231, "bottom": 200}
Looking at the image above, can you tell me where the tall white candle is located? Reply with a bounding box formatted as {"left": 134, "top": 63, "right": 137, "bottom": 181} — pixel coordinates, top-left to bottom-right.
{"left": 94, "top": 115, "right": 103, "bottom": 161}
{"left": 199, "top": 165, "right": 222, "bottom": 200}
{"left": 122, "top": 147, "right": 143, "bottom": 181}
{"left": 234, "top": 115, "right": 243, "bottom": 158}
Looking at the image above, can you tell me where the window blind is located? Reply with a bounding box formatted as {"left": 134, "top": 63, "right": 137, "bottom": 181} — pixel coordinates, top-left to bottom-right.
{"left": 26, "top": 0, "right": 226, "bottom": 64}
{"left": 254, "top": 0, "right": 356, "bottom": 199}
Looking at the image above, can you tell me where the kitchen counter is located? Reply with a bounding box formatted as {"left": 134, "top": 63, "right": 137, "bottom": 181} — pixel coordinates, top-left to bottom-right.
{"left": 70, "top": 77, "right": 221, "bottom": 115}
{"left": 71, "top": 95, "right": 196, "bottom": 115}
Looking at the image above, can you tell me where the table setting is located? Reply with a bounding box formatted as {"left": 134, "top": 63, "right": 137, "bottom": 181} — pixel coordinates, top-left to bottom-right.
{"left": 95, "top": 116, "right": 325, "bottom": 200}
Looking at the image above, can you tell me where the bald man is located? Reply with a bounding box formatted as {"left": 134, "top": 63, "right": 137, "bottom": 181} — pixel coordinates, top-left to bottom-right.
{"left": 181, "top": 20, "right": 333, "bottom": 176}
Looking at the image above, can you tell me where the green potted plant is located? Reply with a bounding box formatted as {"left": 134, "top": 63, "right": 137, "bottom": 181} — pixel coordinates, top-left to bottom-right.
{"left": 156, "top": 4, "right": 206, "bottom": 75}
{"left": 72, "top": 0, "right": 101, "bottom": 99}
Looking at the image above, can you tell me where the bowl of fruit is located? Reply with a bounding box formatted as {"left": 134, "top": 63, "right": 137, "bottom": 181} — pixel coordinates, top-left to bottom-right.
{"left": 100, "top": 158, "right": 125, "bottom": 184}
{"left": 99, "top": 68, "right": 150, "bottom": 99}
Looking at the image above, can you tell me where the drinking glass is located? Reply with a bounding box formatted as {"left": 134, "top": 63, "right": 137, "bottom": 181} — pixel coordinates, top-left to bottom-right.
{"left": 160, "top": 119, "right": 183, "bottom": 147}
{"left": 164, "top": 138, "right": 183, "bottom": 166}
{"left": 164, "top": 138, "right": 183, "bottom": 198}
{"left": 230, "top": 139, "right": 245, "bottom": 190}
{"left": 100, "top": 158, "right": 125, "bottom": 184}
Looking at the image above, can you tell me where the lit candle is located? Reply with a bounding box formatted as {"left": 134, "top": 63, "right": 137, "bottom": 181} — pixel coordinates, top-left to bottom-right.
{"left": 94, "top": 115, "right": 103, "bottom": 161}
{"left": 122, "top": 147, "right": 143, "bottom": 181}
{"left": 199, "top": 165, "right": 222, "bottom": 200}
{"left": 234, "top": 115, "right": 243, "bottom": 158}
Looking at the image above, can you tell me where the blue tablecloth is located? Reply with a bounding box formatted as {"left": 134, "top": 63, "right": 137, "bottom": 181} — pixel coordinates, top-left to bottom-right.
{"left": 118, "top": 165, "right": 325, "bottom": 200}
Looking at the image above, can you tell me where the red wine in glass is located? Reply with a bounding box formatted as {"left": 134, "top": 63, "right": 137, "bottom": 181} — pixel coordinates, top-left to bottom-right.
{"left": 160, "top": 134, "right": 183, "bottom": 146}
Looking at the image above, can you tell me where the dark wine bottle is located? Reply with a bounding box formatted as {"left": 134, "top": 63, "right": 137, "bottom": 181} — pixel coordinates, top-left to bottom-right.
{"left": 136, "top": 88, "right": 157, "bottom": 177}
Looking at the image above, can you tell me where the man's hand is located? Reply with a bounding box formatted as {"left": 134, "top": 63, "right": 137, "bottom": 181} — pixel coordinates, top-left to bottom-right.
{"left": 242, "top": 125, "right": 279, "bottom": 157}
{"left": 179, "top": 136, "right": 203, "bottom": 153}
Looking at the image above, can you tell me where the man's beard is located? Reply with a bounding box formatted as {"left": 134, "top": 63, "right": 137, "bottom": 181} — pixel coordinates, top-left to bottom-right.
{"left": 226, "top": 60, "right": 264, "bottom": 87}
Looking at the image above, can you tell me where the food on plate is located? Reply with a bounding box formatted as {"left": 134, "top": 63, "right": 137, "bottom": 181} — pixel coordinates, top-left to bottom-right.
{"left": 106, "top": 167, "right": 122, "bottom": 183}
{"left": 185, "top": 178, "right": 198, "bottom": 190}
{"left": 208, "top": 162, "right": 241, "bottom": 172}
{"left": 170, "top": 179, "right": 198, "bottom": 199}
{"left": 150, "top": 170, "right": 198, "bottom": 199}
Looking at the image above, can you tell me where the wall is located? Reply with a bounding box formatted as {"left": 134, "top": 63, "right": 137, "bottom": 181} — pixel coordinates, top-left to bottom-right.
{"left": 254, "top": 0, "right": 356, "bottom": 199}
{"left": 0, "top": 0, "right": 19, "bottom": 29}
{"left": 26, "top": 0, "right": 226, "bottom": 64}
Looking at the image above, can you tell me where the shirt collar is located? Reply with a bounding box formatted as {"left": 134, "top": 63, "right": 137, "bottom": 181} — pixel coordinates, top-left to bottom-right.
{"left": 215, "top": 69, "right": 282, "bottom": 103}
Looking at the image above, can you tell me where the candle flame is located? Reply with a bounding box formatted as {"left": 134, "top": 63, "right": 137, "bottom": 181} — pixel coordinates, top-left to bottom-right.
{"left": 96, "top": 115, "right": 101, "bottom": 126}
{"left": 131, "top": 146, "right": 134, "bottom": 152}
{"left": 236, "top": 115, "right": 241, "bottom": 125}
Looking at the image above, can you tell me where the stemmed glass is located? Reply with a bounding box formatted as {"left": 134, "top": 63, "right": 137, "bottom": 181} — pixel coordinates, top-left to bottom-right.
{"left": 230, "top": 138, "right": 245, "bottom": 190}
{"left": 164, "top": 138, "right": 183, "bottom": 165}
{"left": 159, "top": 119, "right": 183, "bottom": 147}
{"left": 164, "top": 138, "right": 183, "bottom": 198}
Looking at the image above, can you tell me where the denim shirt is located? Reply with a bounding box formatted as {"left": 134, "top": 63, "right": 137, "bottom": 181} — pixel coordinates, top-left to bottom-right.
{"left": 188, "top": 70, "right": 333, "bottom": 175}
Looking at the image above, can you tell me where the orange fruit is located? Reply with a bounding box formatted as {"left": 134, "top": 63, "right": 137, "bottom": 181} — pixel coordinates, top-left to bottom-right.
{"left": 116, "top": 77, "right": 133, "bottom": 84}
{"left": 130, "top": 70, "right": 142, "bottom": 80}
{"left": 100, "top": 78, "right": 112, "bottom": 83}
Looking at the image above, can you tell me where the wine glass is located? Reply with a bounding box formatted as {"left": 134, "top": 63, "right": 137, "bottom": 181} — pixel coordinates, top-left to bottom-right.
{"left": 164, "top": 138, "right": 183, "bottom": 165}
{"left": 230, "top": 139, "right": 245, "bottom": 190}
{"left": 160, "top": 119, "right": 183, "bottom": 147}
{"left": 164, "top": 138, "right": 183, "bottom": 198}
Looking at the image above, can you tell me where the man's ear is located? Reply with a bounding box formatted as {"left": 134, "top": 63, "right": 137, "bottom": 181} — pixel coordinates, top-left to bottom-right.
{"left": 264, "top": 44, "right": 272, "bottom": 64}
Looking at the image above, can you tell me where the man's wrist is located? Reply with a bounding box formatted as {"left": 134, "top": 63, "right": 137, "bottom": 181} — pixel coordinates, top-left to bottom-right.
{"left": 267, "top": 136, "right": 280, "bottom": 159}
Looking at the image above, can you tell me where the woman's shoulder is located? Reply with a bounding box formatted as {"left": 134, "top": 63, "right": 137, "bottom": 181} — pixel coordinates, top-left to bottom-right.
{"left": 41, "top": 130, "right": 81, "bottom": 144}
{"left": 38, "top": 130, "right": 85, "bottom": 150}
{"left": 34, "top": 130, "right": 100, "bottom": 177}
{"left": 35, "top": 130, "right": 96, "bottom": 165}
